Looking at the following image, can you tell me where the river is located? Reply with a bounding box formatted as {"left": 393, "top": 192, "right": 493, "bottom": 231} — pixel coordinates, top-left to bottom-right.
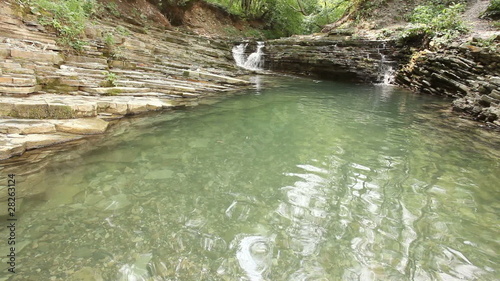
{"left": 1, "top": 76, "right": 499, "bottom": 280}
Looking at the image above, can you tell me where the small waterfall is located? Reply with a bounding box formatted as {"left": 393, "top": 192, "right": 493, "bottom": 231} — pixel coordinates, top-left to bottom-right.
{"left": 232, "top": 43, "right": 248, "bottom": 68}
{"left": 232, "top": 42, "right": 265, "bottom": 71}
{"left": 382, "top": 65, "right": 396, "bottom": 85}
{"left": 377, "top": 43, "right": 396, "bottom": 85}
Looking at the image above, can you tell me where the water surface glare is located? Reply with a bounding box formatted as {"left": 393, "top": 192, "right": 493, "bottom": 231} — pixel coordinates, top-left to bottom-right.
{"left": 2, "top": 76, "right": 499, "bottom": 280}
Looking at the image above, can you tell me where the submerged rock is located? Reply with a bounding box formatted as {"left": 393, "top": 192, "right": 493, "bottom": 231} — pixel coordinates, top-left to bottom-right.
{"left": 144, "top": 169, "right": 175, "bottom": 180}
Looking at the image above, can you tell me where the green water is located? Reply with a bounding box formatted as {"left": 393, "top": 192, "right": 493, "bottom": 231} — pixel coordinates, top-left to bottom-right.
{"left": 1, "top": 76, "right": 499, "bottom": 280}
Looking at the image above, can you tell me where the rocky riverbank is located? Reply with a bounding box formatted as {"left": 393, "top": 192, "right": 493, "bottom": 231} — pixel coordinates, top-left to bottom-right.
{"left": 0, "top": 0, "right": 251, "bottom": 160}
{"left": 263, "top": 32, "right": 499, "bottom": 127}
{"left": 396, "top": 43, "right": 500, "bottom": 125}
{"left": 266, "top": 34, "right": 401, "bottom": 83}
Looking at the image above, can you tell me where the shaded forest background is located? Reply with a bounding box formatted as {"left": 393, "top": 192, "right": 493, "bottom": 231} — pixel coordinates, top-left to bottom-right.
{"left": 14, "top": 0, "right": 500, "bottom": 44}
{"left": 151, "top": 0, "right": 499, "bottom": 37}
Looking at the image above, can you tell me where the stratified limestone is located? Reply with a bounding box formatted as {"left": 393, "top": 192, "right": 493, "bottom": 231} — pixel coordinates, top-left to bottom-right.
{"left": 396, "top": 45, "right": 500, "bottom": 125}
{"left": 0, "top": 133, "right": 83, "bottom": 160}
{"left": 54, "top": 118, "right": 109, "bottom": 135}
{"left": 0, "top": 0, "right": 254, "bottom": 161}
{"left": 0, "top": 94, "right": 184, "bottom": 120}
{"left": 265, "top": 35, "right": 401, "bottom": 83}
{"left": 0, "top": 119, "right": 56, "bottom": 134}
{"left": 184, "top": 70, "right": 250, "bottom": 85}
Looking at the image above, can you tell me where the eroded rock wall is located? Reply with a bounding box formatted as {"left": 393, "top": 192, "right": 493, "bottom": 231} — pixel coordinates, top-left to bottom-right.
{"left": 396, "top": 45, "right": 500, "bottom": 124}
{"left": 0, "top": 0, "right": 251, "bottom": 160}
{"left": 265, "top": 36, "right": 401, "bottom": 83}
{"left": 265, "top": 34, "right": 500, "bottom": 126}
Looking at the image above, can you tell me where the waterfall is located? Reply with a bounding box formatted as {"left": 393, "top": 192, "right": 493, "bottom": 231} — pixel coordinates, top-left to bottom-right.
{"left": 232, "top": 42, "right": 265, "bottom": 71}
{"left": 232, "top": 43, "right": 248, "bottom": 68}
{"left": 377, "top": 43, "right": 396, "bottom": 85}
{"left": 382, "top": 65, "right": 396, "bottom": 85}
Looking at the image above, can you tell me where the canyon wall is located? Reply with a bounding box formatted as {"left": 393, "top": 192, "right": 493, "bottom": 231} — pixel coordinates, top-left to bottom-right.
{"left": 396, "top": 45, "right": 500, "bottom": 124}
{"left": 265, "top": 35, "right": 401, "bottom": 83}
{"left": 0, "top": 0, "right": 251, "bottom": 160}
{"left": 264, "top": 35, "right": 499, "bottom": 126}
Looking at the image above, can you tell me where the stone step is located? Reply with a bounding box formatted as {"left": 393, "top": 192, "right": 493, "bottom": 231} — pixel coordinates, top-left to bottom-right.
{"left": 0, "top": 61, "right": 35, "bottom": 75}
{"left": 0, "top": 94, "right": 185, "bottom": 120}
{"left": 0, "top": 27, "right": 57, "bottom": 46}
{"left": 9, "top": 48, "right": 64, "bottom": 64}
{"left": 183, "top": 70, "right": 250, "bottom": 85}
{"left": 80, "top": 86, "right": 153, "bottom": 95}
{"left": 0, "top": 132, "right": 84, "bottom": 160}
{"left": 115, "top": 79, "right": 198, "bottom": 92}
{"left": 0, "top": 119, "right": 57, "bottom": 134}
{"left": 64, "top": 61, "right": 108, "bottom": 70}
{"left": 66, "top": 55, "right": 108, "bottom": 65}
{"left": 0, "top": 75, "right": 37, "bottom": 86}
{"left": 110, "top": 70, "right": 166, "bottom": 80}
{"left": 104, "top": 92, "right": 174, "bottom": 97}
{"left": 0, "top": 85, "right": 39, "bottom": 95}
{"left": 58, "top": 65, "right": 108, "bottom": 77}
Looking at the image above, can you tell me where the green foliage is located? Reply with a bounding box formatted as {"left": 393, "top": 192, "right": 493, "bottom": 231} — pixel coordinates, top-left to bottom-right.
{"left": 469, "top": 36, "right": 499, "bottom": 52}
{"left": 103, "top": 32, "right": 115, "bottom": 46}
{"left": 400, "top": 3, "right": 467, "bottom": 43}
{"left": 205, "top": 0, "right": 350, "bottom": 37}
{"left": 103, "top": 71, "right": 118, "bottom": 87}
{"left": 114, "top": 26, "right": 129, "bottom": 36}
{"left": 301, "top": 0, "right": 349, "bottom": 33}
{"left": 243, "top": 28, "right": 264, "bottom": 38}
{"left": 20, "top": 0, "right": 99, "bottom": 50}
{"left": 115, "top": 26, "right": 131, "bottom": 36}
{"left": 264, "top": 0, "right": 304, "bottom": 36}
{"left": 489, "top": 0, "right": 500, "bottom": 10}
{"left": 481, "top": 0, "right": 500, "bottom": 19}
{"left": 105, "top": 2, "right": 121, "bottom": 17}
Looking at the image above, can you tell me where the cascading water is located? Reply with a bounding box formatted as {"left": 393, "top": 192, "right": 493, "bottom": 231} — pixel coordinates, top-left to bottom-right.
{"left": 232, "top": 42, "right": 265, "bottom": 71}
{"left": 232, "top": 43, "right": 248, "bottom": 68}
{"left": 382, "top": 65, "right": 396, "bottom": 85}
{"left": 377, "top": 42, "right": 396, "bottom": 85}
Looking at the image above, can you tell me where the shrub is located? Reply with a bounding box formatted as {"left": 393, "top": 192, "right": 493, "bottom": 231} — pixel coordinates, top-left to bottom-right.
{"left": 410, "top": 3, "right": 467, "bottom": 33}
{"left": 20, "top": 0, "right": 100, "bottom": 50}
{"left": 102, "top": 71, "right": 118, "bottom": 87}
{"left": 400, "top": 3, "right": 467, "bottom": 44}
{"left": 481, "top": 0, "right": 500, "bottom": 19}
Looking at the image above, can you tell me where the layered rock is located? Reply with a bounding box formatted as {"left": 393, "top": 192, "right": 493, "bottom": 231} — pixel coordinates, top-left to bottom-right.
{"left": 0, "top": 0, "right": 251, "bottom": 160}
{"left": 396, "top": 44, "right": 500, "bottom": 125}
{"left": 265, "top": 35, "right": 401, "bottom": 83}
{"left": 264, "top": 33, "right": 499, "bottom": 127}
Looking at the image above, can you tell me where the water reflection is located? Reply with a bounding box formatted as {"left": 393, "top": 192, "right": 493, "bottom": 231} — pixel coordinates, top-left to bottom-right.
{"left": 0, "top": 76, "right": 498, "bottom": 280}
{"left": 235, "top": 235, "right": 275, "bottom": 281}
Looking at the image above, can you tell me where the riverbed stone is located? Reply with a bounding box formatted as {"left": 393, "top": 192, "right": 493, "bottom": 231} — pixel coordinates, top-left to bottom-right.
{"left": 98, "top": 101, "right": 128, "bottom": 115}
{"left": 22, "top": 133, "right": 83, "bottom": 150}
{"left": 12, "top": 102, "right": 49, "bottom": 118}
{"left": 69, "top": 267, "right": 104, "bottom": 281}
{"left": 0, "top": 142, "right": 25, "bottom": 160}
{"left": 145, "top": 169, "right": 174, "bottom": 180}
{"left": 54, "top": 118, "right": 109, "bottom": 135}
{"left": 0, "top": 119, "right": 56, "bottom": 134}
{"left": 0, "top": 85, "right": 37, "bottom": 94}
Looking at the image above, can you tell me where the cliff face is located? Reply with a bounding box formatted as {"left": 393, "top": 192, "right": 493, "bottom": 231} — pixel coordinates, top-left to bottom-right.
{"left": 264, "top": 33, "right": 500, "bottom": 127}
{"left": 0, "top": 0, "right": 251, "bottom": 160}
{"left": 396, "top": 45, "right": 500, "bottom": 124}
{"left": 265, "top": 35, "right": 401, "bottom": 83}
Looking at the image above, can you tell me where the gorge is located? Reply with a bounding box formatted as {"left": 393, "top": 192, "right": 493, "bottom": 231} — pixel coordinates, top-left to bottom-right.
{"left": 0, "top": 0, "right": 499, "bottom": 280}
